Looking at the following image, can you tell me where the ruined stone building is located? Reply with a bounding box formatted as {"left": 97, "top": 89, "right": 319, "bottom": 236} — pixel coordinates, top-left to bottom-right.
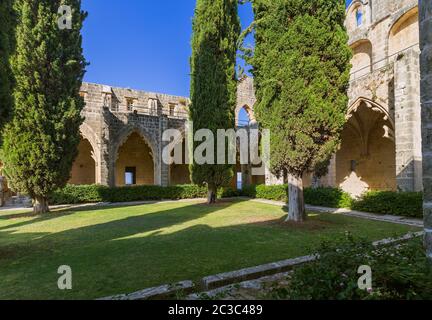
{"left": 337, "top": 0, "right": 421, "bottom": 196}
{"left": 2, "top": 0, "right": 422, "bottom": 199}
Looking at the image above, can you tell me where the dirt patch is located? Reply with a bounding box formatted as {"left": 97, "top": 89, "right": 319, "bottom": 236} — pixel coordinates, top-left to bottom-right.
{"left": 255, "top": 217, "right": 335, "bottom": 231}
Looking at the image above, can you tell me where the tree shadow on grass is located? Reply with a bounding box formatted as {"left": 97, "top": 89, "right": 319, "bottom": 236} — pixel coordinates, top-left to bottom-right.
{"left": 0, "top": 199, "right": 218, "bottom": 231}
{"left": 0, "top": 199, "right": 246, "bottom": 246}
{"left": 0, "top": 200, "right": 416, "bottom": 299}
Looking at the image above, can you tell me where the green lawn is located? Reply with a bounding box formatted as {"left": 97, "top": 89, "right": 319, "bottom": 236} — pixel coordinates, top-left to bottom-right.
{"left": 0, "top": 199, "right": 420, "bottom": 300}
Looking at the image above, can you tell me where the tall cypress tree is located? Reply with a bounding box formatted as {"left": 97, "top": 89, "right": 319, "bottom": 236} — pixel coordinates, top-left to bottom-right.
{"left": 2, "top": 0, "right": 86, "bottom": 213}
{"left": 251, "top": 0, "right": 352, "bottom": 222}
{"left": 190, "top": 0, "right": 240, "bottom": 204}
{"left": 0, "top": 0, "right": 14, "bottom": 140}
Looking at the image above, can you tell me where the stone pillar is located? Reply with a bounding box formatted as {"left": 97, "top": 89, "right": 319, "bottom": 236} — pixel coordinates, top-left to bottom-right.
{"left": 420, "top": 0, "right": 432, "bottom": 262}
{"left": 100, "top": 106, "right": 114, "bottom": 187}
{"left": 394, "top": 48, "right": 423, "bottom": 192}
{"left": 157, "top": 116, "right": 169, "bottom": 187}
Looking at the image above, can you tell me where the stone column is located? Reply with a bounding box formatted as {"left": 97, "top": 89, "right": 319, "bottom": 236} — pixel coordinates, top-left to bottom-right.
{"left": 100, "top": 106, "right": 114, "bottom": 187}
{"left": 156, "top": 116, "right": 169, "bottom": 187}
{"left": 394, "top": 49, "right": 423, "bottom": 192}
{"left": 420, "top": 0, "right": 432, "bottom": 262}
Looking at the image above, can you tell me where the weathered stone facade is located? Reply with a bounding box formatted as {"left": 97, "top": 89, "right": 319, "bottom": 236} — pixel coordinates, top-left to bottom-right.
{"left": 72, "top": 83, "right": 190, "bottom": 187}
{"left": 333, "top": 0, "right": 422, "bottom": 196}
{"left": 420, "top": 0, "right": 432, "bottom": 259}
{"left": 71, "top": 0, "right": 423, "bottom": 196}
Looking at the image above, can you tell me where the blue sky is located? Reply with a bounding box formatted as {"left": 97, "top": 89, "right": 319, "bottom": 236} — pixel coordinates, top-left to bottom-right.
{"left": 81, "top": 0, "right": 254, "bottom": 98}
{"left": 82, "top": 1, "right": 351, "bottom": 99}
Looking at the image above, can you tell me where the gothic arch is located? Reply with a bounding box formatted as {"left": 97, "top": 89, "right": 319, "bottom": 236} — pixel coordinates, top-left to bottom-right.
{"left": 79, "top": 122, "right": 100, "bottom": 160}
{"left": 77, "top": 122, "right": 101, "bottom": 184}
{"left": 112, "top": 125, "right": 159, "bottom": 186}
{"left": 347, "top": 97, "right": 395, "bottom": 131}
{"left": 236, "top": 104, "right": 256, "bottom": 126}
{"left": 337, "top": 98, "right": 397, "bottom": 196}
{"left": 346, "top": 0, "right": 370, "bottom": 32}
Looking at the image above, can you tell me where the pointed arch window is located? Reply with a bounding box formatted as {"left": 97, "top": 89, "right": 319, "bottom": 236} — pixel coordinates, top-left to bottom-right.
{"left": 356, "top": 8, "right": 363, "bottom": 27}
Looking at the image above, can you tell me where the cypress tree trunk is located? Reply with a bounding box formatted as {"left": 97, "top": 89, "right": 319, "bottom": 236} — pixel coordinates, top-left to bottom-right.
{"left": 33, "top": 196, "right": 49, "bottom": 214}
{"left": 287, "top": 173, "right": 306, "bottom": 222}
{"left": 207, "top": 184, "right": 217, "bottom": 205}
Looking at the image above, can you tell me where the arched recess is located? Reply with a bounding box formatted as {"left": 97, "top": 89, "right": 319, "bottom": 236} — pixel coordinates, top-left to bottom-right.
{"left": 336, "top": 98, "right": 396, "bottom": 197}
{"left": 346, "top": 0, "right": 368, "bottom": 33}
{"left": 388, "top": 6, "right": 419, "bottom": 58}
{"left": 79, "top": 123, "right": 101, "bottom": 183}
{"left": 350, "top": 39, "right": 373, "bottom": 79}
{"left": 69, "top": 137, "right": 97, "bottom": 185}
{"left": 113, "top": 127, "right": 157, "bottom": 186}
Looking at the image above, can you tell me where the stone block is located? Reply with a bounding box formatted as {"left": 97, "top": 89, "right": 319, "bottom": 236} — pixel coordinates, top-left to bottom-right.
{"left": 98, "top": 280, "right": 195, "bottom": 300}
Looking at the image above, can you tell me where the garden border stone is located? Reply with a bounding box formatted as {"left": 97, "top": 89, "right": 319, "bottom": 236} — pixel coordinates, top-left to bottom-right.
{"left": 98, "top": 280, "right": 195, "bottom": 300}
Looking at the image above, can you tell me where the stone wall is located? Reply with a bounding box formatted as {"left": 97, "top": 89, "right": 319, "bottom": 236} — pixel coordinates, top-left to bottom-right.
{"left": 420, "top": 0, "right": 432, "bottom": 260}
{"left": 340, "top": 0, "right": 422, "bottom": 195}
{"left": 71, "top": 0, "right": 423, "bottom": 196}
{"left": 78, "top": 83, "right": 189, "bottom": 187}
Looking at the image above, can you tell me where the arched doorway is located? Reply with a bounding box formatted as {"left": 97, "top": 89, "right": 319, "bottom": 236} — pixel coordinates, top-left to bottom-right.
{"left": 115, "top": 132, "right": 155, "bottom": 186}
{"left": 336, "top": 99, "right": 396, "bottom": 197}
{"left": 69, "top": 138, "right": 96, "bottom": 185}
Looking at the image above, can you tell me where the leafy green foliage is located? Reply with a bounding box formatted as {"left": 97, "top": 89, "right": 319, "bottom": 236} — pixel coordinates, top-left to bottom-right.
{"left": 189, "top": 0, "right": 240, "bottom": 199}
{"left": 304, "top": 187, "right": 353, "bottom": 208}
{"left": 250, "top": 0, "right": 352, "bottom": 213}
{"left": 270, "top": 236, "right": 432, "bottom": 300}
{"left": 241, "top": 184, "right": 288, "bottom": 202}
{"left": 49, "top": 184, "right": 240, "bottom": 205}
{"left": 352, "top": 191, "right": 423, "bottom": 218}
{"left": 0, "top": 0, "right": 14, "bottom": 140}
{"left": 2, "top": 1, "right": 87, "bottom": 205}
{"left": 241, "top": 184, "right": 353, "bottom": 208}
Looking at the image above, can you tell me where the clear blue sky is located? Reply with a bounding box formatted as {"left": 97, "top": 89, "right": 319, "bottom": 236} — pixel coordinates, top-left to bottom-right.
{"left": 82, "top": 0, "right": 254, "bottom": 98}
{"left": 82, "top": 0, "right": 351, "bottom": 99}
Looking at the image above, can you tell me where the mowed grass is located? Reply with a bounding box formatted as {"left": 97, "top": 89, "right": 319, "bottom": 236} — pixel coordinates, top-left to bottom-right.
{"left": 0, "top": 199, "right": 420, "bottom": 300}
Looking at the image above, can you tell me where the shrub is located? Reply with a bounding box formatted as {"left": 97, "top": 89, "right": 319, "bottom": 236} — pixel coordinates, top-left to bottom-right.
{"left": 304, "top": 187, "right": 353, "bottom": 208}
{"left": 49, "top": 184, "right": 106, "bottom": 204}
{"left": 49, "top": 184, "right": 242, "bottom": 205}
{"left": 269, "top": 235, "right": 432, "bottom": 300}
{"left": 241, "top": 184, "right": 288, "bottom": 202}
{"left": 241, "top": 185, "right": 353, "bottom": 208}
{"left": 352, "top": 191, "right": 423, "bottom": 218}
{"left": 49, "top": 184, "right": 209, "bottom": 205}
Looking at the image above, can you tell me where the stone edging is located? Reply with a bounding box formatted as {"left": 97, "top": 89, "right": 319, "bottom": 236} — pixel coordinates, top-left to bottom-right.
{"left": 98, "top": 280, "right": 195, "bottom": 301}
{"left": 250, "top": 198, "right": 424, "bottom": 227}
{"left": 97, "top": 232, "right": 423, "bottom": 300}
